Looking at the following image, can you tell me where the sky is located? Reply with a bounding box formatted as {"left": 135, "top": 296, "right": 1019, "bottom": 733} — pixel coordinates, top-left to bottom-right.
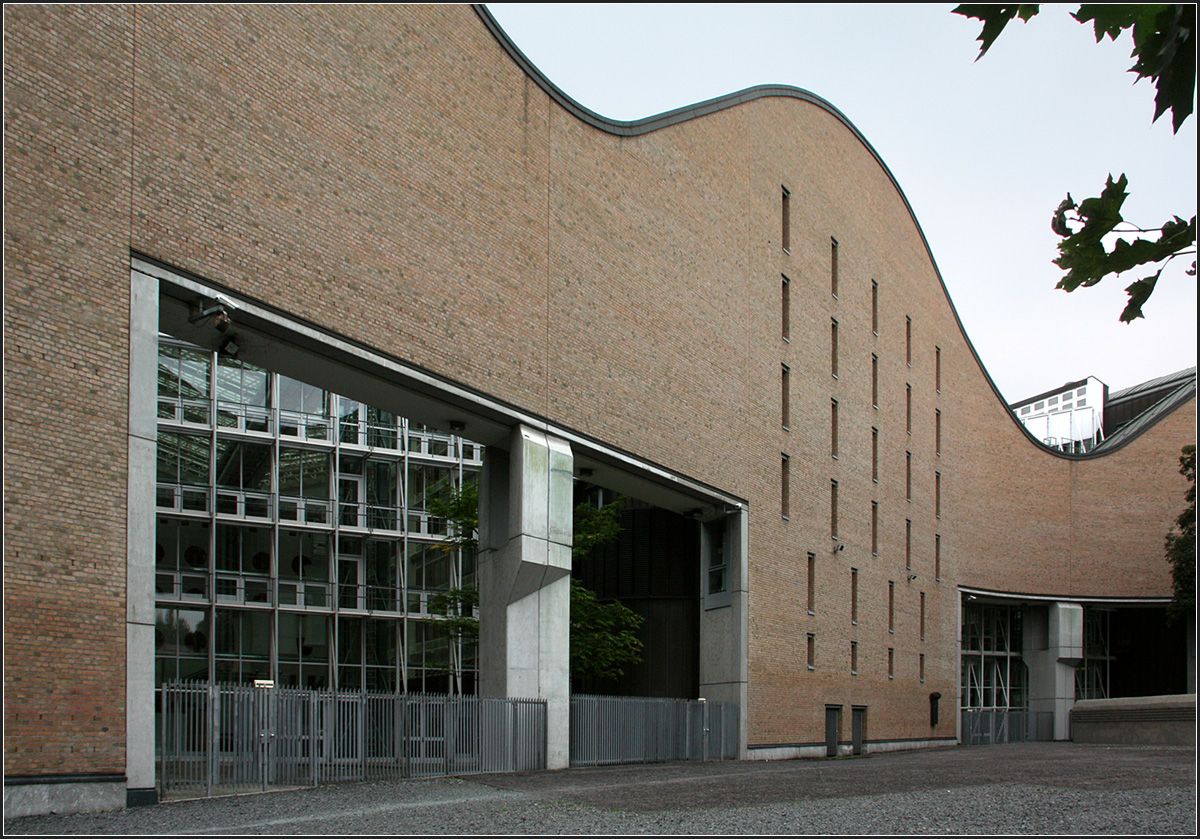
{"left": 485, "top": 3, "right": 1197, "bottom": 403}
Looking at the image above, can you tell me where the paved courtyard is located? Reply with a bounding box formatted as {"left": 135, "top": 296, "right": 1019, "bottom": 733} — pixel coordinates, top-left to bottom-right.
{"left": 5, "top": 742, "right": 1196, "bottom": 835}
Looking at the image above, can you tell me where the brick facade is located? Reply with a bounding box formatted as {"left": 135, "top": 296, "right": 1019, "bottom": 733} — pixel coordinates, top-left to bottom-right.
{"left": 4, "top": 3, "right": 1193, "bottom": 782}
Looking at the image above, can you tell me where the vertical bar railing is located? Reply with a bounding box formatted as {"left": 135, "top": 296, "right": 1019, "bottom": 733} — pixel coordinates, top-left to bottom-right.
{"left": 568, "top": 695, "right": 738, "bottom": 767}
{"left": 160, "top": 682, "right": 551, "bottom": 796}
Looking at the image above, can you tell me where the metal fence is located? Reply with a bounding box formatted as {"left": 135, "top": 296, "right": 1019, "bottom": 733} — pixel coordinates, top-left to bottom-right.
{"left": 960, "top": 709, "right": 1055, "bottom": 745}
{"left": 159, "top": 682, "right": 546, "bottom": 798}
{"left": 570, "top": 694, "right": 739, "bottom": 766}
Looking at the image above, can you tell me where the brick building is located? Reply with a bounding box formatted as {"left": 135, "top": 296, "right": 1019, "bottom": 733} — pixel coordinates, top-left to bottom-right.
{"left": 4, "top": 4, "right": 1194, "bottom": 816}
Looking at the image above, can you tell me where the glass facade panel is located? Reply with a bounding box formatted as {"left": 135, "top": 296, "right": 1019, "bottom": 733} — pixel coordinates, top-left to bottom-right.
{"left": 155, "top": 336, "right": 479, "bottom": 695}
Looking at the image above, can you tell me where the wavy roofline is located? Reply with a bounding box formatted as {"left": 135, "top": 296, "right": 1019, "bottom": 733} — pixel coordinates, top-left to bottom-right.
{"left": 473, "top": 4, "right": 1193, "bottom": 460}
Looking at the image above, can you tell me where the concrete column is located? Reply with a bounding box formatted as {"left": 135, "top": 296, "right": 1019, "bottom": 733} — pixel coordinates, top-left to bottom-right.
{"left": 126, "top": 268, "right": 159, "bottom": 805}
{"left": 698, "top": 508, "right": 749, "bottom": 758}
{"left": 1024, "top": 601, "right": 1083, "bottom": 741}
{"left": 478, "top": 425, "right": 573, "bottom": 769}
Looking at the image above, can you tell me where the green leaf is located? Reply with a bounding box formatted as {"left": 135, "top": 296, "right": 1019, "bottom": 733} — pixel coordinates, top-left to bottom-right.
{"left": 953, "top": 4, "right": 1042, "bottom": 58}
{"left": 1074, "top": 4, "right": 1195, "bottom": 132}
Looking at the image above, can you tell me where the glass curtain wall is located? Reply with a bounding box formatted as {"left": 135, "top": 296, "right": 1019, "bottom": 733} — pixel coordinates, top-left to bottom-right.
{"left": 154, "top": 335, "right": 481, "bottom": 695}
{"left": 959, "top": 602, "right": 1028, "bottom": 712}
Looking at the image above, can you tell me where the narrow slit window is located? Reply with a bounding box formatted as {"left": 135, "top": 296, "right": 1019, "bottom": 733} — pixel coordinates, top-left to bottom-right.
{"left": 906, "top": 316, "right": 912, "bottom": 367}
{"left": 872, "top": 354, "right": 879, "bottom": 408}
{"left": 831, "top": 399, "right": 839, "bottom": 458}
{"left": 872, "top": 427, "right": 879, "bottom": 482}
{"left": 920, "top": 592, "right": 926, "bottom": 641}
{"left": 906, "top": 384, "right": 912, "bottom": 435}
{"left": 781, "top": 454, "right": 791, "bottom": 520}
{"left": 782, "top": 187, "right": 791, "bottom": 253}
{"left": 831, "top": 479, "right": 839, "bottom": 540}
{"left": 782, "top": 364, "right": 791, "bottom": 430}
{"left": 888, "top": 647, "right": 895, "bottom": 679}
{"left": 935, "top": 409, "right": 942, "bottom": 456}
{"left": 935, "top": 346, "right": 942, "bottom": 393}
{"left": 905, "top": 519, "right": 912, "bottom": 570}
{"left": 807, "top": 633, "right": 816, "bottom": 670}
{"left": 831, "top": 319, "right": 839, "bottom": 378}
{"left": 935, "top": 534, "right": 941, "bottom": 581}
{"left": 935, "top": 472, "right": 942, "bottom": 519}
{"left": 807, "top": 552, "right": 816, "bottom": 615}
{"left": 871, "top": 280, "right": 879, "bottom": 334}
{"left": 851, "top": 568, "right": 859, "bottom": 624}
{"left": 830, "top": 238, "right": 839, "bottom": 298}
{"left": 851, "top": 641, "right": 858, "bottom": 675}
{"left": 906, "top": 452, "right": 912, "bottom": 502}
{"left": 920, "top": 652, "right": 926, "bottom": 683}
{"left": 782, "top": 275, "right": 791, "bottom": 341}
{"left": 888, "top": 581, "right": 895, "bottom": 633}
{"left": 871, "top": 502, "right": 879, "bottom": 555}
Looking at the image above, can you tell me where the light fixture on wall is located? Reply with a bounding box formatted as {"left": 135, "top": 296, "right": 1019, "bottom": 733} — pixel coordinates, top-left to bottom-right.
{"left": 219, "top": 335, "right": 240, "bottom": 357}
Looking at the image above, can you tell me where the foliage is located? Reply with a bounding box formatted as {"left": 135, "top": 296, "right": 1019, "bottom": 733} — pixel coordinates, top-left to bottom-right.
{"left": 426, "top": 587, "right": 480, "bottom": 644}
{"left": 571, "top": 498, "right": 623, "bottom": 560}
{"left": 427, "top": 479, "right": 479, "bottom": 553}
{"left": 422, "top": 483, "right": 644, "bottom": 681}
{"left": 953, "top": 4, "right": 1197, "bottom": 321}
{"left": 1165, "top": 444, "right": 1196, "bottom": 624}
{"left": 569, "top": 579, "right": 644, "bottom": 682}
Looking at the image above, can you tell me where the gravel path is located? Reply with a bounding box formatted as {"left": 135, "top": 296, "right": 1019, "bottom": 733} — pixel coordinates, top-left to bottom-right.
{"left": 6, "top": 743, "right": 1195, "bottom": 835}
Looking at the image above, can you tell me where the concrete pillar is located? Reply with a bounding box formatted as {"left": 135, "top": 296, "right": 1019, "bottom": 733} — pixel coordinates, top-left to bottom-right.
{"left": 126, "top": 268, "right": 159, "bottom": 805}
{"left": 478, "top": 425, "right": 573, "bottom": 769}
{"left": 1024, "top": 601, "right": 1083, "bottom": 740}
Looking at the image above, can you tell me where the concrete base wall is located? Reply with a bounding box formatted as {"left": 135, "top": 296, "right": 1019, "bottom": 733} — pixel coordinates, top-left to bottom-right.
{"left": 3, "top": 779, "right": 125, "bottom": 818}
{"left": 1071, "top": 694, "right": 1196, "bottom": 746}
{"left": 748, "top": 738, "right": 957, "bottom": 761}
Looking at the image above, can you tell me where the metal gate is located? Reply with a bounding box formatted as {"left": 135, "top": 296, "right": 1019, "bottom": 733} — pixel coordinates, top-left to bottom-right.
{"left": 960, "top": 709, "right": 1054, "bottom": 745}
{"left": 569, "top": 694, "right": 738, "bottom": 766}
{"left": 160, "top": 682, "right": 546, "bottom": 798}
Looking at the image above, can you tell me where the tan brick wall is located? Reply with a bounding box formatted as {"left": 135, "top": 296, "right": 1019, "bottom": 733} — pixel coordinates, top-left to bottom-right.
{"left": 4, "top": 4, "right": 135, "bottom": 776}
{"left": 4, "top": 4, "right": 1193, "bottom": 769}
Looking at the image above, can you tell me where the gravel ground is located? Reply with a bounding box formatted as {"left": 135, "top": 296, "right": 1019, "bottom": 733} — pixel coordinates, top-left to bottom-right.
{"left": 5, "top": 742, "right": 1196, "bottom": 835}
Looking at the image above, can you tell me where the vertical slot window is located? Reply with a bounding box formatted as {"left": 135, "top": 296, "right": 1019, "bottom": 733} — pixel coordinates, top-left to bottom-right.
{"left": 851, "top": 568, "right": 859, "bottom": 624}
{"left": 871, "top": 280, "right": 879, "bottom": 334}
{"left": 831, "top": 399, "right": 839, "bottom": 458}
{"left": 872, "top": 354, "right": 879, "bottom": 408}
{"left": 781, "top": 187, "right": 791, "bottom": 253}
{"left": 935, "top": 534, "right": 941, "bottom": 581}
{"left": 871, "top": 502, "right": 879, "bottom": 555}
{"left": 906, "top": 452, "right": 912, "bottom": 501}
{"left": 807, "top": 633, "right": 816, "bottom": 670}
{"left": 888, "top": 581, "right": 895, "bottom": 633}
{"left": 851, "top": 641, "right": 859, "bottom": 675}
{"left": 781, "top": 454, "right": 790, "bottom": 520}
{"left": 888, "top": 647, "right": 895, "bottom": 679}
{"left": 830, "top": 480, "right": 839, "bottom": 540}
{"left": 831, "top": 319, "right": 839, "bottom": 379}
{"left": 906, "top": 315, "right": 912, "bottom": 367}
{"left": 872, "top": 427, "right": 879, "bottom": 482}
{"left": 920, "top": 653, "right": 926, "bottom": 683}
{"left": 936, "top": 346, "right": 942, "bottom": 393}
{"left": 935, "top": 472, "right": 942, "bottom": 519}
{"left": 920, "top": 591, "right": 926, "bottom": 641}
{"left": 782, "top": 364, "right": 791, "bottom": 430}
{"left": 782, "top": 275, "right": 791, "bottom": 341}
{"left": 830, "top": 238, "right": 839, "bottom": 298}
{"left": 906, "top": 384, "right": 913, "bottom": 435}
{"left": 807, "top": 553, "right": 816, "bottom": 615}
{"left": 905, "top": 519, "right": 912, "bottom": 570}
{"left": 935, "top": 409, "right": 942, "bottom": 456}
